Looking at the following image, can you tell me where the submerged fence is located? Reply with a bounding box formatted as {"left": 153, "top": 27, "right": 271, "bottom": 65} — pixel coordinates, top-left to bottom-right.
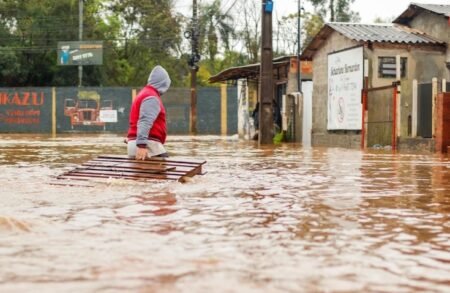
{"left": 0, "top": 86, "right": 237, "bottom": 135}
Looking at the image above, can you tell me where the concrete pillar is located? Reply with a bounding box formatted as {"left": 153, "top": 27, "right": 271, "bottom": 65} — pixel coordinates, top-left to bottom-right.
{"left": 52, "top": 87, "right": 56, "bottom": 137}
{"left": 432, "top": 77, "right": 438, "bottom": 137}
{"left": 297, "top": 92, "right": 303, "bottom": 143}
{"left": 132, "top": 89, "right": 137, "bottom": 102}
{"left": 221, "top": 83, "right": 228, "bottom": 135}
{"left": 237, "top": 80, "right": 248, "bottom": 139}
{"left": 412, "top": 79, "right": 418, "bottom": 138}
{"left": 396, "top": 55, "right": 401, "bottom": 138}
{"left": 435, "top": 92, "right": 450, "bottom": 153}
{"left": 281, "top": 94, "right": 287, "bottom": 131}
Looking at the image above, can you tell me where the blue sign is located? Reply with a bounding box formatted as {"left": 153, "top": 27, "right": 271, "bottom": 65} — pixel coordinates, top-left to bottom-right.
{"left": 265, "top": 0, "right": 273, "bottom": 13}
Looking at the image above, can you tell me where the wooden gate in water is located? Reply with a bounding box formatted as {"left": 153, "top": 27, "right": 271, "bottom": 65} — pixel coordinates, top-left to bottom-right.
{"left": 361, "top": 82, "right": 398, "bottom": 150}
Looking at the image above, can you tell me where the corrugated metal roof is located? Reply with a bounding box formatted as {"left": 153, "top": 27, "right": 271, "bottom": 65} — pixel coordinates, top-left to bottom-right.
{"left": 394, "top": 3, "right": 450, "bottom": 24}
{"left": 208, "top": 56, "right": 294, "bottom": 83}
{"left": 327, "top": 22, "right": 443, "bottom": 44}
{"left": 301, "top": 22, "right": 446, "bottom": 60}
{"left": 411, "top": 3, "right": 450, "bottom": 17}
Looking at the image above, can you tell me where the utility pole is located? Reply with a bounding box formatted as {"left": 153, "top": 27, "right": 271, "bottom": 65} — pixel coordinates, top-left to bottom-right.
{"left": 189, "top": 0, "right": 200, "bottom": 134}
{"left": 259, "top": 0, "right": 274, "bottom": 145}
{"left": 297, "top": 0, "right": 302, "bottom": 93}
{"left": 78, "top": 0, "right": 83, "bottom": 87}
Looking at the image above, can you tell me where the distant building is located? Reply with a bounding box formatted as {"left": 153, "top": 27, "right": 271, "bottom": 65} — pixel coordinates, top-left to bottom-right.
{"left": 394, "top": 3, "right": 450, "bottom": 77}
{"left": 301, "top": 3, "right": 449, "bottom": 150}
{"left": 209, "top": 56, "right": 313, "bottom": 142}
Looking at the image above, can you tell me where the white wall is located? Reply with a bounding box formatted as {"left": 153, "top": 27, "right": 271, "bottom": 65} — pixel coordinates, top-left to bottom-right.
{"left": 302, "top": 81, "right": 313, "bottom": 147}
{"left": 237, "top": 79, "right": 254, "bottom": 139}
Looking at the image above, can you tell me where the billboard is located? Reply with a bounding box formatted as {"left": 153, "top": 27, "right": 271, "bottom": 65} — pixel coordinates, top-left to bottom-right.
{"left": 57, "top": 41, "right": 103, "bottom": 66}
{"left": 327, "top": 46, "right": 363, "bottom": 130}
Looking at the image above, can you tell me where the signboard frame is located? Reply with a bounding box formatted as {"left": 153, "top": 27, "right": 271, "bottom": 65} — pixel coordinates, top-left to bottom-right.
{"left": 327, "top": 45, "right": 364, "bottom": 130}
{"left": 57, "top": 41, "right": 103, "bottom": 66}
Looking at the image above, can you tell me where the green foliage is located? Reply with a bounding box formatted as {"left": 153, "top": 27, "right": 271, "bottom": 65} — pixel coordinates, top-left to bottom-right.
{"left": 197, "top": 0, "right": 235, "bottom": 62}
{"left": 276, "top": 11, "right": 324, "bottom": 54}
{"left": 307, "top": 0, "right": 360, "bottom": 22}
{"left": 183, "top": 51, "right": 250, "bottom": 87}
{"left": 0, "top": 0, "right": 190, "bottom": 87}
{"left": 0, "top": 0, "right": 80, "bottom": 86}
{"left": 237, "top": 0, "right": 260, "bottom": 64}
{"left": 0, "top": 0, "right": 261, "bottom": 87}
{"left": 303, "top": 13, "right": 325, "bottom": 49}
{"left": 273, "top": 131, "right": 285, "bottom": 144}
{"left": 109, "top": 0, "right": 185, "bottom": 86}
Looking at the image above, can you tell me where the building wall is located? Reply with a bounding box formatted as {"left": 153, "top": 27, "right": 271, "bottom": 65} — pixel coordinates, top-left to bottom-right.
{"left": 286, "top": 59, "right": 314, "bottom": 144}
{"left": 365, "top": 47, "right": 446, "bottom": 138}
{"left": 310, "top": 28, "right": 446, "bottom": 148}
{"left": 311, "top": 31, "right": 361, "bottom": 148}
{"left": 408, "top": 11, "right": 450, "bottom": 79}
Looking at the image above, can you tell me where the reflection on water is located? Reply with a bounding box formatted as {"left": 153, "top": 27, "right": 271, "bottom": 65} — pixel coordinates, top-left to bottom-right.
{"left": 0, "top": 134, "right": 449, "bottom": 292}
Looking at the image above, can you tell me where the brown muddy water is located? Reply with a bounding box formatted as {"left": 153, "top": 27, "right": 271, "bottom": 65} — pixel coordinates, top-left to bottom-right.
{"left": 0, "top": 134, "right": 449, "bottom": 293}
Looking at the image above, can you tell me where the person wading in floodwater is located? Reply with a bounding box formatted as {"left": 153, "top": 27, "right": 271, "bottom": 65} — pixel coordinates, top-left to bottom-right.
{"left": 126, "top": 65, "right": 171, "bottom": 160}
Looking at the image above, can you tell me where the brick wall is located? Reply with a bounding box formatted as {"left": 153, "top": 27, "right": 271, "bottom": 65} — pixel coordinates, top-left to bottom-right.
{"left": 435, "top": 92, "right": 450, "bottom": 153}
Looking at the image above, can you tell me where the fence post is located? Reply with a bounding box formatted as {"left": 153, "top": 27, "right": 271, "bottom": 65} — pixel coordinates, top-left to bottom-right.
{"left": 393, "top": 86, "right": 398, "bottom": 150}
{"left": 52, "top": 87, "right": 56, "bottom": 137}
{"left": 396, "top": 55, "right": 401, "bottom": 139}
{"left": 432, "top": 77, "right": 438, "bottom": 137}
{"left": 361, "top": 59, "right": 369, "bottom": 149}
{"left": 221, "top": 83, "right": 228, "bottom": 135}
{"left": 361, "top": 89, "right": 367, "bottom": 149}
{"left": 443, "top": 79, "right": 447, "bottom": 92}
{"left": 412, "top": 79, "right": 418, "bottom": 137}
{"left": 132, "top": 88, "right": 137, "bottom": 102}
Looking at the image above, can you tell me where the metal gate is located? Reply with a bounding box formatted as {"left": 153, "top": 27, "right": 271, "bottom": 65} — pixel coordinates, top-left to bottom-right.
{"left": 362, "top": 83, "right": 398, "bottom": 149}
{"left": 418, "top": 83, "right": 432, "bottom": 138}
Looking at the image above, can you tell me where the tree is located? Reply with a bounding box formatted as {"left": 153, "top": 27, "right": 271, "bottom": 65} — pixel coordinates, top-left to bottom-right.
{"left": 110, "top": 0, "right": 185, "bottom": 86}
{"left": 307, "top": 0, "right": 360, "bottom": 22}
{"left": 303, "top": 12, "right": 325, "bottom": 48}
{"left": 0, "top": 0, "right": 123, "bottom": 86}
{"left": 0, "top": 0, "right": 188, "bottom": 87}
{"left": 274, "top": 10, "right": 324, "bottom": 55}
{"left": 198, "top": 0, "right": 235, "bottom": 63}
{"left": 236, "top": 0, "right": 260, "bottom": 63}
{"left": 0, "top": 0, "right": 80, "bottom": 86}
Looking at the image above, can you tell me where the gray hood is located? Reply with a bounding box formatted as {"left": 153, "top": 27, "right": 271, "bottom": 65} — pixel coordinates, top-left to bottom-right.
{"left": 147, "top": 65, "right": 171, "bottom": 94}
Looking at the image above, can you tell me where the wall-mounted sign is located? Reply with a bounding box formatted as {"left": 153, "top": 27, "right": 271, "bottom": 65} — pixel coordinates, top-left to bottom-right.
{"left": 99, "top": 110, "right": 118, "bottom": 123}
{"left": 327, "top": 46, "right": 363, "bottom": 130}
{"left": 0, "top": 88, "right": 52, "bottom": 132}
{"left": 57, "top": 41, "right": 103, "bottom": 66}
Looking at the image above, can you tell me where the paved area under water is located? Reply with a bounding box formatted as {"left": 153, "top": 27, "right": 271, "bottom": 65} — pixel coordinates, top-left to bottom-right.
{"left": 0, "top": 134, "right": 449, "bottom": 293}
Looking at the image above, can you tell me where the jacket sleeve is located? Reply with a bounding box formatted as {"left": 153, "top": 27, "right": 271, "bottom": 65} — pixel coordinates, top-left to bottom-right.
{"left": 136, "top": 96, "right": 161, "bottom": 146}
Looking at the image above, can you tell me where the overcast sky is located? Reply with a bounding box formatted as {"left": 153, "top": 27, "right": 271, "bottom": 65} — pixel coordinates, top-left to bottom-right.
{"left": 176, "top": 1, "right": 450, "bottom": 23}
{"left": 274, "top": 0, "right": 450, "bottom": 23}
{"left": 175, "top": 0, "right": 449, "bottom": 54}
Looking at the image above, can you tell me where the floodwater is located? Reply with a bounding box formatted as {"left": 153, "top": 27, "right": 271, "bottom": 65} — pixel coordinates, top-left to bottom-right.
{"left": 0, "top": 134, "right": 449, "bottom": 293}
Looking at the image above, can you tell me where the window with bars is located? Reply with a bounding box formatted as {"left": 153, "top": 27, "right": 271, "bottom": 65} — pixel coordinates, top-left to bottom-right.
{"left": 378, "top": 57, "right": 407, "bottom": 78}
